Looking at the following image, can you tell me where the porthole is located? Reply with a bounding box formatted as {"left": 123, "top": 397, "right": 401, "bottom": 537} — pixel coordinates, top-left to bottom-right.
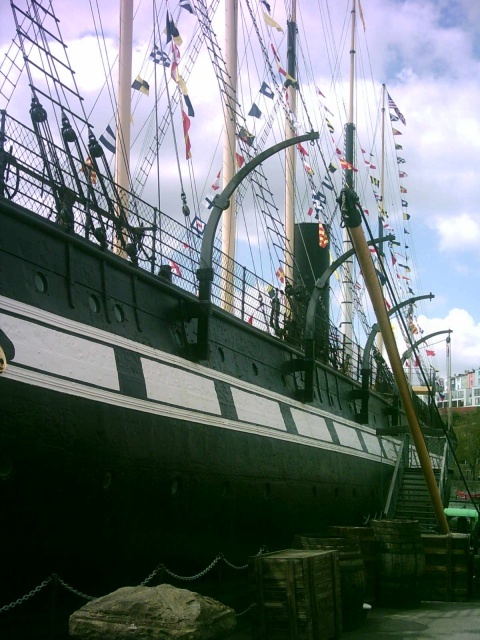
{"left": 218, "top": 347, "right": 225, "bottom": 362}
{"left": 114, "top": 304, "right": 124, "bottom": 322}
{"left": 34, "top": 272, "right": 48, "bottom": 293}
{"left": 252, "top": 362, "right": 259, "bottom": 376}
{"left": 89, "top": 294, "right": 100, "bottom": 313}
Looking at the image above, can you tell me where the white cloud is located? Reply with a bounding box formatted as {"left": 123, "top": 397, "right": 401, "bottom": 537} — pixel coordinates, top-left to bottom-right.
{"left": 418, "top": 308, "right": 480, "bottom": 376}
{"left": 431, "top": 214, "right": 480, "bottom": 252}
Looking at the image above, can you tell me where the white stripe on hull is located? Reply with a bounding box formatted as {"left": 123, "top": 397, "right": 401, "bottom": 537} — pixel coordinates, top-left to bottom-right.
{"left": 0, "top": 312, "right": 119, "bottom": 390}
{"left": 291, "top": 408, "right": 332, "bottom": 442}
{"left": 0, "top": 295, "right": 399, "bottom": 465}
{"left": 142, "top": 357, "right": 221, "bottom": 415}
{"left": 231, "top": 387, "right": 286, "bottom": 430}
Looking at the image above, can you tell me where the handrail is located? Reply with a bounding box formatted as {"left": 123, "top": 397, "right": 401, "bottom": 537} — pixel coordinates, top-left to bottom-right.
{"left": 384, "top": 436, "right": 407, "bottom": 518}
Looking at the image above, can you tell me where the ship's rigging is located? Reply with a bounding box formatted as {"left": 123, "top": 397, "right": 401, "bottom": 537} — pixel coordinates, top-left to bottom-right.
{"left": 0, "top": 0, "right": 438, "bottom": 378}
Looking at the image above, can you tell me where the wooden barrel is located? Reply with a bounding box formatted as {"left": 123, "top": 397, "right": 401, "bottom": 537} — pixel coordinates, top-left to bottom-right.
{"left": 294, "top": 534, "right": 366, "bottom": 630}
{"left": 329, "top": 526, "right": 377, "bottom": 604}
{"left": 371, "top": 519, "right": 425, "bottom": 607}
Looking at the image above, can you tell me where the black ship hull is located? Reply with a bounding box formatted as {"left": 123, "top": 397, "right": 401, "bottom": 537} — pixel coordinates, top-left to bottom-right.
{"left": 0, "top": 198, "right": 397, "bottom": 605}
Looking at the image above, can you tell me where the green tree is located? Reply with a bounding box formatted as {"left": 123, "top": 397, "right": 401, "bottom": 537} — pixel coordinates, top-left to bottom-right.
{"left": 453, "top": 409, "right": 480, "bottom": 479}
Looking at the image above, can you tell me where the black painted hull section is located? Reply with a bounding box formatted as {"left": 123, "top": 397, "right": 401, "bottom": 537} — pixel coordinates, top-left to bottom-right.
{"left": 0, "top": 198, "right": 397, "bottom": 627}
{"left": 1, "top": 376, "right": 389, "bottom": 596}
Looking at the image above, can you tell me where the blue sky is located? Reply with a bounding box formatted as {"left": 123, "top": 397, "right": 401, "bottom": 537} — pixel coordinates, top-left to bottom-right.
{"left": 1, "top": 0, "right": 480, "bottom": 380}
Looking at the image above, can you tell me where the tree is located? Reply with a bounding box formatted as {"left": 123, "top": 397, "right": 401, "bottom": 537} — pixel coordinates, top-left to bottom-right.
{"left": 453, "top": 409, "right": 480, "bottom": 479}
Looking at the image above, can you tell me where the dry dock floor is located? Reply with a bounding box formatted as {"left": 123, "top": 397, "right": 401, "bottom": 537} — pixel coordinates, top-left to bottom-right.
{"left": 229, "top": 600, "right": 480, "bottom": 640}
{"left": 342, "top": 601, "right": 480, "bottom": 639}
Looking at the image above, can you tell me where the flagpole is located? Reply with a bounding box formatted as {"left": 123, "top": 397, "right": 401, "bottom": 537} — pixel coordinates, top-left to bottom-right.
{"left": 447, "top": 332, "right": 452, "bottom": 429}
{"left": 221, "top": 0, "right": 238, "bottom": 312}
{"left": 114, "top": 0, "right": 133, "bottom": 255}
{"left": 342, "top": 0, "right": 356, "bottom": 367}
{"left": 376, "top": 84, "right": 386, "bottom": 356}
{"left": 284, "top": 0, "right": 297, "bottom": 294}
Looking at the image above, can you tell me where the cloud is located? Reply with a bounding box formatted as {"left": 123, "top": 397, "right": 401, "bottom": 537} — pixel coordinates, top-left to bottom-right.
{"left": 418, "top": 308, "right": 480, "bottom": 376}
{"left": 430, "top": 214, "right": 480, "bottom": 252}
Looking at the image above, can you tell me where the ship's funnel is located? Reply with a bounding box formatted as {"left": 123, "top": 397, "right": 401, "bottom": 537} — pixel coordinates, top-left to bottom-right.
{"left": 292, "top": 222, "right": 330, "bottom": 361}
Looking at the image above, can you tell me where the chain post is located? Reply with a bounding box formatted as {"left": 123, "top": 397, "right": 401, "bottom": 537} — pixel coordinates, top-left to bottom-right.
{"left": 49, "top": 573, "right": 58, "bottom": 640}
{"left": 217, "top": 553, "right": 224, "bottom": 600}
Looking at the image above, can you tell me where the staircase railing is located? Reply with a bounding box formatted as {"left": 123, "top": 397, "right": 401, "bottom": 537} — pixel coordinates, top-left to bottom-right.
{"left": 383, "top": 435, "right": 408, "bottom": 518}
{"left": 438, "top": 438, "right": 452, "bottom": 507}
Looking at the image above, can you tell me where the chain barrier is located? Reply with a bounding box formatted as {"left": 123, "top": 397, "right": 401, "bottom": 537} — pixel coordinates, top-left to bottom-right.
{"left": 162, "top": 555, "right": 222, "bottom": 581}
{"left": 236, "top": 603, "right": 256, "bottom": 617}
{"left": 56, "top": 576, "right": 96, "bottom": 601}
{"left": 0, "top": 576, "right": 52, "bottom": 613}
{"left": 0, "top": 547, "right": 268, "bottom": 615}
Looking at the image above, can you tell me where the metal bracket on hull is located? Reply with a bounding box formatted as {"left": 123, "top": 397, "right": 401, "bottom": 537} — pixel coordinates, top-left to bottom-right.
{"left": 192, "top": 132, "right": 319, "bottom": 362}
{"left": 357, "top": 294, "right": 434, "bottom": 426}
{"left": 298, "top": 235, "right": 395, "bottom": 404}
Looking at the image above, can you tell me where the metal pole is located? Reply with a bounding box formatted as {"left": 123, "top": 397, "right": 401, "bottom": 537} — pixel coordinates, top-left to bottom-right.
{"left": 340, "top": 189, "right": 449, "bottom": 534}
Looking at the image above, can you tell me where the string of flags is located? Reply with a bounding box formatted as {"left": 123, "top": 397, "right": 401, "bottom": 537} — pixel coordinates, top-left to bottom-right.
{"left": 129, "top": 9, "right": 196, "bottom": 160}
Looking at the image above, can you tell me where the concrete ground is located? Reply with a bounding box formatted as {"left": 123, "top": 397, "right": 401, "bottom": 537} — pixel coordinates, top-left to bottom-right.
{"left": 343, "top": 601, "right": 480, "bottom": 639}
{"left": 229, "top": 600, "right": 480, "bottom": 640}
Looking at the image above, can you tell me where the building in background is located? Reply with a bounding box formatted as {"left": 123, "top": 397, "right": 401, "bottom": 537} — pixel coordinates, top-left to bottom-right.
{"left": 437, "top": 368, "right": 480, "bottom": 409}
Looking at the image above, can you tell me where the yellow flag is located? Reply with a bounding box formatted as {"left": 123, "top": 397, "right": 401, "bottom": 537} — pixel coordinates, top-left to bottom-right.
{"left": 263, "top": 12, "right": 283, "bottom": 32}
{"left": 177, "top": 75, "right": 188, "bottom": 96}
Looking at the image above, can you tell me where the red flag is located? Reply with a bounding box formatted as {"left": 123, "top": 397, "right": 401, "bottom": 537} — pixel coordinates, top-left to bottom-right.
{"left": 247, "top": 315, "right": 254, "bottom": 325}
{"left": 276, "top": 266, "right": 285, "bottom": 283}
{"left": 271, "top": 43, "right": 281, "bottom": 62}
{"left": 235, "top": 153, "right": 245, "bottom": 168}
{"left": 181, "top": 110, "right": 192, "bottom": 159}
{"left": 297, "top": 142, "right": 309, "bottom": 156}
{"left": 211, "top": 170, "right": 221, "bottom": 190}
{"left": 384, "top": 298, "right": 391, "bottom": 310}
{"left": 426, "top": 349, "right": 435, "bottom": 356}
{"left": 170, "top": 260, "right": 182, "bottom": 276}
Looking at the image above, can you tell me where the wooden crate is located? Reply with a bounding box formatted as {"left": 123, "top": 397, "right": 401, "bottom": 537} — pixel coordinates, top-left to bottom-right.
{"left": 249, "top": 549, "right": 342, "bottom": 640}
{"left": 421, "top": 533, "right": 471, "bottom": 602}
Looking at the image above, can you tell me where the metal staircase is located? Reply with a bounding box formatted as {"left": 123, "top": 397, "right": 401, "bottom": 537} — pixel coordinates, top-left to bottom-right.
{"left": 384, "top": 434, "right": 452, "bottom": 532}
{"left": 393, "top": 467, "right": 439, "bottom": 530}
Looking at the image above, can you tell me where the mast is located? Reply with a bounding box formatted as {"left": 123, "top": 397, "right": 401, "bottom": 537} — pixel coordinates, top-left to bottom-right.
{"left": 221, "top": 0, "right": 238, "bottom": 311}
{"left": 376, "top": 84, "right": 387, "bottom": 355}
{"left": 447, "top": 333, "right": 452, "bottom": 429}
{"left": 284, "top": 0, "right": 297, "bottom": 290}
{"left": 114, "top": 0, "right": 133, "bottom": 254}
{"left": 342, "top": 0, "right": 356, "bottom": 359}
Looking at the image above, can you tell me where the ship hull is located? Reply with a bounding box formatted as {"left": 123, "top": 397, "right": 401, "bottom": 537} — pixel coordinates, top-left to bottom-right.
{"left": 0, "top": 198, "right": 397, "bottom": 610}
{"left": 0, "top": 321, "right": 394, "bottom": 598}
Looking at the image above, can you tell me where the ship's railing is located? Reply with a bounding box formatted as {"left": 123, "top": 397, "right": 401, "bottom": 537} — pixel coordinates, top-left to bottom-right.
{"left": 1, "top": 112, "right": 394, "bottom": 391}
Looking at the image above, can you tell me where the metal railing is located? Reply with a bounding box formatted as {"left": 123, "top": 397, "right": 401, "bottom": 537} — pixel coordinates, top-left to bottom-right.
{"left": 1, "top": 111, "right": 395, "bottom": 391}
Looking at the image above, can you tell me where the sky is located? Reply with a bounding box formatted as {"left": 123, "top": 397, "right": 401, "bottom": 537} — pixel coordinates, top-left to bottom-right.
{"left": 1, "top": 0, "right": 480, "bottom": 382}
